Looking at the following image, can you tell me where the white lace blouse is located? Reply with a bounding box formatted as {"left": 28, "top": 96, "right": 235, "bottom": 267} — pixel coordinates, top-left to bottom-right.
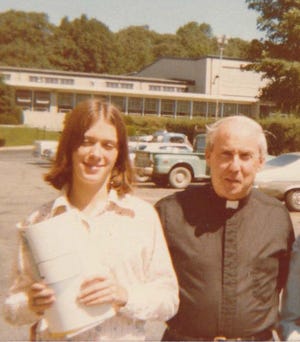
{"left": 3, "top": 190, "right": 179, "bottom": 341}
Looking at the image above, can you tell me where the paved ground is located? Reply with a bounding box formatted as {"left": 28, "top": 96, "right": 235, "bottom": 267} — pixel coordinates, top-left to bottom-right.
{"left": 0, "top": 148, "right": 299, "bottom": 341}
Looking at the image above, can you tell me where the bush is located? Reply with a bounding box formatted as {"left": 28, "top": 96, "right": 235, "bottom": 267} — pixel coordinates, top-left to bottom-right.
{"left": 0, "top": 114, "right": 19, "bottom": 125}
{"left": 260, "top": 118, "right": 300, "bottom": 154}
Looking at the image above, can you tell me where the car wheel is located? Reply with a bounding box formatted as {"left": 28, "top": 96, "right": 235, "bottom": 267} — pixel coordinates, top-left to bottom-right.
{"left": 285, "top": 189, "right": 300, "bottom": 212}
{"left": 134, "top": 171, "right": 149, "bottom": 183}
{"left": 135, "top": 175, "right": 150, "bottom": 182}
{"left": 169, "top": 166, "right": 192, "bottom": 189}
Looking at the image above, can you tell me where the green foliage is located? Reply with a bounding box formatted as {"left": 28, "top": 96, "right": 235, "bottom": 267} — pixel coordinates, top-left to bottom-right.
{"left": 0, "top": 10, "right": 54, "bottom": 68}
{"left": 225, "top": 38, "right": 252, "bottom": 59}
{"left": 0, "top": 76, "right": 22, "bottom": 123}
{"left": 0, "top": 114, "right": 19, "bottom": 125}
{"left": 48, "top": 15, "right": 118, "bottom": 73}
{"left": 246, "top": 0, "right": 300, "bottom": 114}
{"left": 0, "top": 10, "right": 250, "bottom": 75}
{"left": 114, "top": 26, "right": 156, "bottom": 74}
{"left": 152, "top": 33, "right": 185, "bottom": 59}
{"left": 260, "top": 117, "right": 300, "bottom": 154}
{"left": 176, "top": 22, "right": 217, "bottom": 57}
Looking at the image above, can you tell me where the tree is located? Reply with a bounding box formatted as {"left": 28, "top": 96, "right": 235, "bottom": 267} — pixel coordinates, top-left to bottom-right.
{"left": 176, "top": 22, "right": 217, "bottom": 57}
{"left": 152, "top": 33, "right": 186, "bottom": 59}
{"left": 0, "top": 10, "right": 54, "bottom": 68}
{"left": 225, "top": 38, "right": 251, "bottom": 59}
{"left": 48, "top": 15, "right": 118, "bottom": 73}
{"left": 114, "top": 26, "right": 156, "bottom": 74}
{"left": 0, "top": 76, "right": 22, "bottom": 124}
{"left": 245, "top": 0, "right": 300, "bottom": 114}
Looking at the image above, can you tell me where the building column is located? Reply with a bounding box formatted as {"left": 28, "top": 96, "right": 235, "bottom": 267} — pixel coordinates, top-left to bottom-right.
{"left": 125, "top": 96, "right": 128, "bottom": 115}
{"left": 142, "top": 98, "right": 145, "bottom": 116}
{"left": 189, "top": 101, "right": 193, "bottom": 119}
{"left": 50, "top": 92, "right": 57, "bottom": 113}
{"left": 158, "top": 99, "right": 161, "bottom": 117}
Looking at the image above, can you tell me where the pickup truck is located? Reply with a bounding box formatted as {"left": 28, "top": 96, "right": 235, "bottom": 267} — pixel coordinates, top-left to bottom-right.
{"left": 134, "top": 133, "right": 209, "bottom": 189}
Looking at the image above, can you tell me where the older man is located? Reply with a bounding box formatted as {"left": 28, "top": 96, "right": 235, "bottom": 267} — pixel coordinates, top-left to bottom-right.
{"left": 156, "top": 115, "right": 294, "bottom": 341}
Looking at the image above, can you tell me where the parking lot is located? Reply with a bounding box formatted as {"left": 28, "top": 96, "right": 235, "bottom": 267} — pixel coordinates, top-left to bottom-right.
{"left": 0, "top": 148, "right": 299, "bottom": 341}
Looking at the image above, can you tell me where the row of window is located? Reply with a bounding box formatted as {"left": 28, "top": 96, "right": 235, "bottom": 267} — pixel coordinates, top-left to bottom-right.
{"left": 3, "top": 72, "right": 186, "bottom": 93}
{"left": 148, "top": 85, "right": 185, "bottom": 92}
{"left": 29, "top": 76, "right": 75, "bottom": 85}
{"left": 106, "top": 82, "right": 133, "bottom": 89}
{"left": 15, "top": 90, "right": 253, "bottom": 117}
{"left": 106, "top": 82, "right": 185, "bottom": 93}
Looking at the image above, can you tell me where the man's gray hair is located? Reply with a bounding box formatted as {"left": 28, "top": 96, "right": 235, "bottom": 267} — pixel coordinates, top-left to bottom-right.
{"left": 205, "top": 115, "right": 268, "bottom": 159}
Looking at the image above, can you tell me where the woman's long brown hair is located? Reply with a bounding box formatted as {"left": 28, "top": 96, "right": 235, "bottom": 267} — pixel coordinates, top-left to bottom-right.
{"left": 44, "top": 99, "right": 133, "bottom": 196}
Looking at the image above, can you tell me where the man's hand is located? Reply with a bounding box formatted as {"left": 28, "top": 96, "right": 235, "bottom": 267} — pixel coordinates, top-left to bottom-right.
{"left": 28, "top": 282, "right": 56, "bottom": 315}
{"left": 77, "top": 273, "right": 128, "bottom": 311}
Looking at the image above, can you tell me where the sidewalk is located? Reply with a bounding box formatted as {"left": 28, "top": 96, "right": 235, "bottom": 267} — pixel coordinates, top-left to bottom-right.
{"left": 0, "top": 145, "right": 33, "bottom": 151}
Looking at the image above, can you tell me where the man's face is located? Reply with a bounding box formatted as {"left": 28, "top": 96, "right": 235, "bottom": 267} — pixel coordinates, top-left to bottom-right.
{"left": 72, "top": 117, "right": 119, "bottom": 190}
{"left": 205, "top": 123, "right": 264, "bottom": 200}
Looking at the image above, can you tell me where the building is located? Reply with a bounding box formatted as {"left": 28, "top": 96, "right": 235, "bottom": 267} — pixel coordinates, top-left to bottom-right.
{"left": 0, "top": 56, "right": 269, "bottom": 131}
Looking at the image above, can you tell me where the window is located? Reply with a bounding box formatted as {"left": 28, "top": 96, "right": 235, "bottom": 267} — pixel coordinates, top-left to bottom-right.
{"left": 238, "top": 104, "right": 252, "bottom": 116}
{"left": 177, "top": 101, "right": 190, "bottom": 116}
{"left": 29, "top": 75, "right": 74, "bottom": 85}
{"left": 45, "top": 77, "right": 59, "bottom": 84}
{"left": 163, "top": 86, "right": 175, "bottom": 92}
{"left": 149, "top": 85, "right": 161, "bottom": 91}
{"left": 161, "top": 100, "right": 175, "bottom": 115}
{"left": 2, "top": 73, "right": 11, "bottom": 80}
{"left": 111, "top": 96, "right": 125, "bottom": 111}
{"left": 107, "top": 82, "right": 119, "bottom": 88}
{"left": 29, "top": 76, "right": 41, "bottom": 83}
{"left": 193, "top": 101, "right": 207, "bottom": 117}
{"left": 60, "top": 78, "right": 74, "bottom": 85}
{"left": 57, "top": 93, "right": 73, "bottom": 112}
{"left": 144, "top": 98, "right": 158, "bottom": 114}
{"left": 16, "top": 90, "right": 32, "bottom": 109}
{"left": 207, "top": 102, "right": 217, "bottom": 117}
{"left": 128, "top": 97, "right": 143, "bottom": 113}
{"left": 121, "top": 83, "right": 133, "bottom": 89}
{"left": 223, "top": 103, "right": 237, "bottom": 116}
{"left": 76, "top": 94, "right": 91, "bottom": 105}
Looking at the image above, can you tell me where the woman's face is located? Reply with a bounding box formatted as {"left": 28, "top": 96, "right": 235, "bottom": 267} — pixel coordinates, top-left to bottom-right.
{"left": 72, "top": 117, "right": 119, "bottom": 190}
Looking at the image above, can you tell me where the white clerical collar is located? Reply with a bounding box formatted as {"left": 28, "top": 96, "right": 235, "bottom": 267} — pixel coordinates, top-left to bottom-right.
{"left": 226, "top": 200, "right": 239, "bottom": 209}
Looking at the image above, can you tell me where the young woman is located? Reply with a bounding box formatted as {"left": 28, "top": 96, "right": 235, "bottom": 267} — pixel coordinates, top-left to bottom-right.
{"left": 4, "top": 99, "right": 178, "bottom": 341}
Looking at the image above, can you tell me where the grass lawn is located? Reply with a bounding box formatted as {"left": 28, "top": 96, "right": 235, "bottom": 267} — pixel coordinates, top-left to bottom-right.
{"left": 0, "top": 125, "right": 59, "bottom": 146}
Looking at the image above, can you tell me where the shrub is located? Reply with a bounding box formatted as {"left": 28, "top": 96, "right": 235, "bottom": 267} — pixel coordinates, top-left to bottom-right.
{"left": 0, "top": 114, "right": 19, "bottom": 125}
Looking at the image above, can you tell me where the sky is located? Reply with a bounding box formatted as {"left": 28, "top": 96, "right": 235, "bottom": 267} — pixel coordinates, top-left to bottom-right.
{"left": 0, "top": 0, "right": 264, "bottom": 41}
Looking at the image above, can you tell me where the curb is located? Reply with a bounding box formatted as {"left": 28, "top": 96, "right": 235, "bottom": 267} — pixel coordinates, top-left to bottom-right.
{"left": 0, "top": 145, "right": 34, "bottom": 151}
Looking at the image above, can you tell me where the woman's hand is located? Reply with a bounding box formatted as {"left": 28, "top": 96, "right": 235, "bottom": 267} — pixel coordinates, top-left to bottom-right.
{"left": 77, "top": 273, "right": 128, "bottom": 311}
{"left": 28, "top": 282, "right": 56, "bottom": 315}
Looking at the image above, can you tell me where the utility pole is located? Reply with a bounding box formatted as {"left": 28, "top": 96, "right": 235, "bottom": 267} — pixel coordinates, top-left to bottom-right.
{"left": 215, "top": 35, "right": 228, "bottom": 119}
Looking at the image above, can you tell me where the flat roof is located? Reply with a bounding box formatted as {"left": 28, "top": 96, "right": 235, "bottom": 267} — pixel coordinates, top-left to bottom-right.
{"left": 0, "top": 65, "right": 188, "bottom": 85}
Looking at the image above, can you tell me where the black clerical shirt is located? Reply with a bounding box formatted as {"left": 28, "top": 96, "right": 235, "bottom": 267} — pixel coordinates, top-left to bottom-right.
{"left": 155, "top": 183, "right": 294, "bottom": 339}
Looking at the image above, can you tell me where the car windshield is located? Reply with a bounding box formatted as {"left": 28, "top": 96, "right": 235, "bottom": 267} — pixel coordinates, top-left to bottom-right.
{"left": 264, "top": 154, "right": 300, "bottom": 168}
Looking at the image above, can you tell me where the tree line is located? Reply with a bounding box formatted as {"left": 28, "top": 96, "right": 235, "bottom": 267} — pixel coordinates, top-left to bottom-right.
{"left": 0, "top": 0, "right": 299, "bottom": 116}
{"left": 0, "top": 10, "right": 252, "bottom": 74}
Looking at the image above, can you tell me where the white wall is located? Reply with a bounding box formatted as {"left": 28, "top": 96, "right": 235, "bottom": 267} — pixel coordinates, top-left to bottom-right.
{"left": 23, "top": 111, "right": 65, "bottom": 131}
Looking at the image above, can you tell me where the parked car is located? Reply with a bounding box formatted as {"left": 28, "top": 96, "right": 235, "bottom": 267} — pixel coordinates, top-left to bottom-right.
{"left": 254, "top": 152, "right": 300, "bottom": 212}
{"left": 33, "top": 140, "right": 58, "bottom": 160}
{"left": 151, "top": 131, "right": 191, "bottom": 145}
